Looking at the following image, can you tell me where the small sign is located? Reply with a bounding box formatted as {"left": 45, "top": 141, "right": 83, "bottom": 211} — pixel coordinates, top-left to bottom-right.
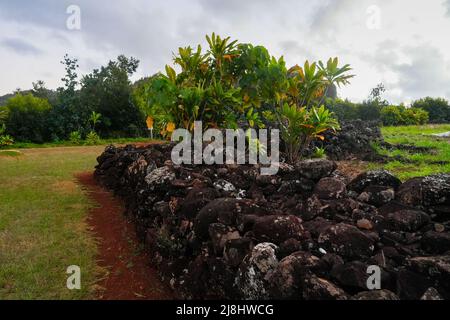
{"left": 146, "top": 116, "right": 154, "bottom": 130}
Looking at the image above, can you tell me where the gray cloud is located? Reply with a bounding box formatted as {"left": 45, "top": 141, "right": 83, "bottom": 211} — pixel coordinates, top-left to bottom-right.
{"left": 446, "top": 0, "right": 450, "bottom": 15}
{"left": 0, "top": 0, "right": 449, "bottom": 103}
{"left": 1, "top": 37, "right": 42, "bottom": 55}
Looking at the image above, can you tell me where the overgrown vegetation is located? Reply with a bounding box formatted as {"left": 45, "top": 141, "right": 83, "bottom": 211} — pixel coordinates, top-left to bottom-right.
{"left": 135, "top": 34, "right": 351, "bottom": 162}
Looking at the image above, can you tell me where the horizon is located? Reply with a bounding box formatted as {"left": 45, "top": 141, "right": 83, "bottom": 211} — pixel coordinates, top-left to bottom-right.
{"left": 1, "top": 0, "right": 450, "bottom": 104}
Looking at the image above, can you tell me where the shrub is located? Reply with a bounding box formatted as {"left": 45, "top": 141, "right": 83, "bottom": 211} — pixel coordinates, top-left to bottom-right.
{"left": 85, "top": 131, "right": 100, "bottom": 145}
{"left": 312, "top": 147, "right": 326, "bottom": 159}
{"left": 69, "top": 131, "right": 82, "bottom": 145}
{"left": 4, "top": 93, "right": 52, "bottom": 143}
{"left": 380, "top": 105, "right": 404, "bottom": 126}
{"left": 279, "top": 104, "right": 339, "bottom": 163}
{"left": 0, "top": 124, "right": 14, "bottom": 147}
{"left": 403, "top": 107, "right": 429, "bottom": 125}
{"left": 411, "top": 97, "right": 450, "bottom": 123}
{"left": 324, "top": 98, "right": 359, "bottom": 120}
{"left": 380, "top": 105, "right": 429, "bottom": 126}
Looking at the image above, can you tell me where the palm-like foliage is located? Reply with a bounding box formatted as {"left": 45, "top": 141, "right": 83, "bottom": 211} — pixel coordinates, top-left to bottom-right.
{"left": 0, "top": 108, "right": 8, "bottom": 124}
{"left": 279, "top": 104, "right": 339, "bottom": 163}
{"left": 139, "top": 34, "right": 352, "bottom": 153}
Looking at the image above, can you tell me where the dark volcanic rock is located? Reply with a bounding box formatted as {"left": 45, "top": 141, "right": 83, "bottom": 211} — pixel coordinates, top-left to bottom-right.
{"left": 421, "top": 231, "right": 450, "bottom": 254}
{"left": 237, "top": 243, "right": 279, "bottom": 299}
{"left": 194, "top": 198, "right": 264, "bottom": 240}
{"left": 318, "top": 223, "right": 376, "bottom": 259}
{"left": 94, "top": 144, "right": 450, "bottom": 300}
{"left": 223, "top": 238, "right": 253, "bottom": 267}
{"left": 358, "top": 185, "right": 395, "bottom": 207}
{"left": 314, "top": 177, "right": 347, "bottom": 200}
{"left": 382, "top": 210, "right": 430, "bottom": 232}
{"left": 295, "top": 159, "right": 337, "bottom": 181}
{"left": 268, "top": 251, "right": 321, "bottom": 299}
{"left": 252, "top": 215, "right": 305, "bottom": 244}
{"left": 177, "top": 187, "right": 219, "bottom": 218}
{"left": 301, "top": 274, "right": 348, "bottom": 300}
{"left": 352, "top": 289, "right": 399, "bottom": 300}
{"left": 348, "top": 170, "right": 401, "bottom": 193}
{"left": 331, "top": 261, "right": 370, "bottom": 291}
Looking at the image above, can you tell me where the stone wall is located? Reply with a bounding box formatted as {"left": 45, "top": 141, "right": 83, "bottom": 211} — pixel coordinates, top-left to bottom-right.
{"left": 94, "top": 144, "right": 450, "bottom": 300}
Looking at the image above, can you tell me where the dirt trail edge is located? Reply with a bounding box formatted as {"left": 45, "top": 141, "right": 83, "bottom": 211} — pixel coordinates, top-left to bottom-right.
{"left": 76, "top": 172, "right": 173, "bottom": 300}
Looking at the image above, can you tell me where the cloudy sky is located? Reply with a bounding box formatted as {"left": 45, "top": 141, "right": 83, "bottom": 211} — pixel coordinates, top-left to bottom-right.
{"left": 1, "top": 0, "right": 450, "bottom": 103}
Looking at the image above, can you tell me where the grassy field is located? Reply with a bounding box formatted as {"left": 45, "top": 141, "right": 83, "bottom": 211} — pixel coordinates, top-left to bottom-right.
{"left": 0, "top": 146, "right": 106, "bottom": 299}
{"left": 370, "top": 124, "right": 450, "bottom": 180}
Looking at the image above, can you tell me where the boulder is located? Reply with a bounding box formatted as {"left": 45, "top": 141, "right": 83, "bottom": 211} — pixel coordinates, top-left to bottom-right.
{"left": 331, "top": 261, "right": 370, "bottom": 291}
{"left": 421, "top": 287, "right": 444, "bottom": 300}
{"left": 252, "top": 215, "right": 305, "bottom": 244}
{"left": 318, "top": 223, "right": 376, "bottom": 259}
{"left": 144, "top": 166, "right": 176, "bottom": 190}
{"left": 223, "top": 238, "right": 254, "bottom": 267}
{"left": 237, "top": 243, "right": 279, "bottom": 299}
{"left": 397, "top": 174, "right": 450, "bottom": 208}
{"left": 396, "top": 268, "right": 433, "bottom": 300}
{"left": 421, "top": 231, "right": 450, "bottom": 254}
{"left": 301, "top": 274, "right": 348, "bottom": 300}
{"left": 194, "top": 198, "right": 263, "bottom": 240}
{"left": 295, "top": 159, "right": 337, "bottom": 181}
{"left": 357, "top": 185, "right": 395, "bottom": 206}
{"left": 268, "top": 251, "right": 321, "bottom": 299}
{"left": 208, "top": 223, "right": 241, "bottom": 254}
{"left": 348, "top": 170, "right": 401, "bottom": 193}
{"left": 314, "top": 177, "right": 347, "bottom": 200}
{"left": 352, "top": 289, "right": 399, "bottom": 300}
{"left": 177, "top": 187, "right": 219, "bottom": 218}
{"left": 383, "top": 210, "right": 430, "bottom": 232}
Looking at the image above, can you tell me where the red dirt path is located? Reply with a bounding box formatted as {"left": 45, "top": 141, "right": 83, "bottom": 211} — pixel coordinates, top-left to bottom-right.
{"left": 76, "top": 172, "right": 173, "bottom": 300}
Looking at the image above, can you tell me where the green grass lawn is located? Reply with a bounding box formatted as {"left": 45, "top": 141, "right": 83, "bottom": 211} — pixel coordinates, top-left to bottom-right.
{"left": 369, "top": 124, "right": 450, "bottom": 180}
{"left": 0, "top": 146, "right": 107, "bottom": 299}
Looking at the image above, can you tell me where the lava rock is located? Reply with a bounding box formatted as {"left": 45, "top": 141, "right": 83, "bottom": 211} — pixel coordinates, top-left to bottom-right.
{"left": 177, "top": 187, "right": 219, "bottom": 218}
{"left": 348, "top": 170, "right": 401, "bottom": 193}
{"left": 268, "top": 251, "right": 321, "bottom": 299}
{"left": 421, "top": 287, "right": 444, "bottom": 300}
{"left": 318, "top": 223, "right": 376, "bottom": 259}
{"left": 295, "top": 159, "right": 337, "bottom": 181}
{"left": 314, "top": 177, "right": 347, "bottom": 200}
{"left": 208, "top": 223, "right": 241, "bottom": 254}
{"left": 352, "top": 290, "right": 399, "bottom": 300}
{"left": 421, "top": 231, "right": 450, "bottom": 254}
{"left": 301, "top": 274, "right": 348, "bottom": 300}
{"left": 237, "top": 243, "right": 279, "bottom": 299}
{"left": 145, "top": 166, "right": 176, "bottom": 190}
{"left": 252, "top": 215, "right": 305, "bottom": 244}
{"left": 396, "top": 268, "right": 433, "bottom": 300}
{"left": 331, "top": 261, "right": 370, "bottom": 291}
{"left": 223, "top": 238, "right": 254, "bottom": 268}
{"left": 383, "top": 210, "right": 430, "bottom": 232}
{"left": 358, "top": 185, "right": 395, "bottom": 206}
{"left": 194, "top": 198, "right": 262, "bottom": 240}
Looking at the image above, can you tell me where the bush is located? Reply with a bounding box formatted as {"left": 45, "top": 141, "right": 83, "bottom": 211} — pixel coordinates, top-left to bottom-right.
{"left": 0, "top": 124, "right": 14, "bottom": 147}
{"left": 324, "top": 98, "right": 359, "bottom": 120}
{"left": 279, "top": 104, "right": 339, "bottom": 163}
{"left": 4, "top": 93, "right": 52, "bottom": 143}
{"left": 403, "top": 107, "right": 429, "bottom": 125}
{"left": 380, "top": 105, "right": 404, "bottom": 126}
{"left": 411, "top": 97, "right": 450, "bottom": 123}
{"left": 380, "top": 105, "right": 429, "bottom": 126}
{"left": 69, "top": 131, "right": 82, "bottom": 145}
{"left": 85, "top": 131, "right": 100, "bottom": 145}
